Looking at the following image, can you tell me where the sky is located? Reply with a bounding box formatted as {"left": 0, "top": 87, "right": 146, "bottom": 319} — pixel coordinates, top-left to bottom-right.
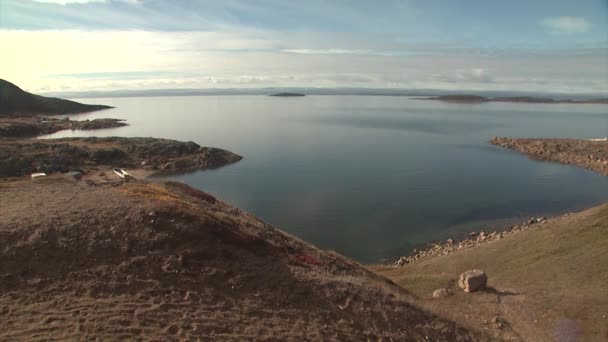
{"left": 1, "top": 0, "right": 607, "bottom": 94}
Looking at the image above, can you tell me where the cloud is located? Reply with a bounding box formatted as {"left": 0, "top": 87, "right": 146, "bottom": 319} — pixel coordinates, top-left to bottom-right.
{"left": 433, "top": 68, "right": 494, "bottom": 83}
{"left": 1, "top": 29, "right": 606, "bottom": 94}
{"left": 31, "top": 0, "right": 138, "bottom": 4}
{"left": 540, "top": 17, "right": 591, "bottom": 34}
{"left": 282, "top": 49, "right": 375, "bottom": 55}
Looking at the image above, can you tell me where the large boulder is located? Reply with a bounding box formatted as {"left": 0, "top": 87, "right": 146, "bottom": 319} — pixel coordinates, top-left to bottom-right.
{"left": 458, "top": 269, "right": 487, "bottom": 293}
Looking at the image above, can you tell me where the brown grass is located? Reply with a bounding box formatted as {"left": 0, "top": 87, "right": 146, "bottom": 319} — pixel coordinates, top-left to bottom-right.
{"left": 119, "top": 182, "right": 186, "bottom": 204}
{"left": 376, "top": 203, "right": 608, "bottom": 340}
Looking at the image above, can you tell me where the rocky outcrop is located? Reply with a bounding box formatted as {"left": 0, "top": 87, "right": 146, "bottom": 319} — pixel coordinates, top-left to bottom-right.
{"left": 458, "top": 270, "right": 487, "bottom": 293}
{"left": 0, "top": 117, "right": 126, "bottom": 138}
{"left": 491, "top": 137, "right": 608, "bottom": 176}
{"left": 0, "top": 137, "right": 243, "bottom": 177}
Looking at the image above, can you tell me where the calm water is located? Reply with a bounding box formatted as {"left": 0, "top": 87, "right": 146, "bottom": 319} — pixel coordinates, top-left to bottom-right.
{"left": 43, "top": 96, "right": 608, "bottom": 262}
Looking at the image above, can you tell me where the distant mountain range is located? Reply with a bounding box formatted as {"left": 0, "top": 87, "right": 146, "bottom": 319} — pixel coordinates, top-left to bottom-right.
{"left": 41, "top": 87, "right": 608, "bottom": 100}
{"left": 0, "top": 79, "right": 112, "bottom": 117}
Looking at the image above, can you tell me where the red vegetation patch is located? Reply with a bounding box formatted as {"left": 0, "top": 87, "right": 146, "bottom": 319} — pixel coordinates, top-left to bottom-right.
{"left": 295, "top": 254, "right": 323, "bottom": 267}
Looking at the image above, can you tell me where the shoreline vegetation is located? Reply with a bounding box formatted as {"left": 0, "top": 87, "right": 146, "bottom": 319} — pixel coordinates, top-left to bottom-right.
{"left": 419, "top": 94, "right": 608, "bottom": 104}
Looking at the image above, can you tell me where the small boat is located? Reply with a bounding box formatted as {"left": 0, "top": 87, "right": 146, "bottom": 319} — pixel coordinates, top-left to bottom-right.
{"left": 31, "top": 172, "right": 47, "bottom": 179}
{"left": 112, "top": 168, "right": 131, "bottom": 179}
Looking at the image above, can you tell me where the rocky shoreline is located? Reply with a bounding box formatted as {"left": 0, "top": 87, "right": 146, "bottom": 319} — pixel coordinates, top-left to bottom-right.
{"left": 1, "top": 108, "right": 243, "bottom": 179}
{"left": 491, "top": 137, "right": 608, "bottom": 176}
{"left": 0, "top": 117, "right": 127, "bottom": 138}
{"left": 394, "top": 136, "right": 608, "bottom": 267}
{"left": 0, "top": 137, "right": 242, "bottom": 178}
{"left": 394, "top": 216, "right": 549, "bottom": 266}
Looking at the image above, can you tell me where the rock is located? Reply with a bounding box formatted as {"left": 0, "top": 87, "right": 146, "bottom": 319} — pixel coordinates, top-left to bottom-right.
{"left": 432, "top": 288, "right": 451, "bottom": 298}
{"left": 458, "top": 269, "right": 487, "bottom": 293}
{"left": 446, "top": 238, "right": 454, "bottom": 245}
{"left": 63, "top": 171, "right": 82, "bottom": 181}
{"left": 396, "top": 257, "right": 407, "bottom": 267}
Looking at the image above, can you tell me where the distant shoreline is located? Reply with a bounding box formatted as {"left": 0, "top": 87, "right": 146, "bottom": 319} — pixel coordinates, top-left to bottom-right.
{"left": 269, "top": 92, "right": 306, "bottom": 97}
{"left": 39, "top": 87, "right": 608, "bottom": 100}
{"left": 418, "top": 94, "right": 608, "bottom": 104}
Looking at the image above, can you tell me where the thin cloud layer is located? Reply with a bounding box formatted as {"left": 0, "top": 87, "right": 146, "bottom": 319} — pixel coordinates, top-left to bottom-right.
{"left": 541, "top": 17, "right": 591, "bottom": 34}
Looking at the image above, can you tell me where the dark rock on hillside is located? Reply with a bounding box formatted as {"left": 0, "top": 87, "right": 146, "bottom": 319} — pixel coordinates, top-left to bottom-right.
{"left": 0, "top": 79, "right": 112, "bottom": 117}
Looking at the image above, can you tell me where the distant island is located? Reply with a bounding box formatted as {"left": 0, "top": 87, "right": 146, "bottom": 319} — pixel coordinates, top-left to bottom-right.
{"left": 269, "top": 92, "right": 306, "bottom": 97}
{"left": 421, "top": 94, "right": 608, "bottom": 104}
{"left": 0, "top": 79, "right": 113, "bottom": 117}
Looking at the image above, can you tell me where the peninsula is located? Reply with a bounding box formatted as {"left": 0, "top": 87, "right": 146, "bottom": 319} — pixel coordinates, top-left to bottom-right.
{"left": 269, "top": 92, "right": 306, "bottom": 97}
{"left": 0, "top": 79, "right": 113, "bottom": 116}
{"left": 421, "top": 94, "right": 608, "bottom": 104}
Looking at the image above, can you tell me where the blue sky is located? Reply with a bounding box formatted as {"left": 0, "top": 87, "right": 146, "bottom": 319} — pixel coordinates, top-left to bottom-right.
{"left": 1, "top": 0, "right": 607, "bottom": 93}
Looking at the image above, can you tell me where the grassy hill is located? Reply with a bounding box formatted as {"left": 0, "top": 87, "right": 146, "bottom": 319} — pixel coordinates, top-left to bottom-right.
{"left": 375, "top": 204, "right": 608, "bottom": 340}
{"left": 0, "top": 79, "right": 112, "bottom": 117}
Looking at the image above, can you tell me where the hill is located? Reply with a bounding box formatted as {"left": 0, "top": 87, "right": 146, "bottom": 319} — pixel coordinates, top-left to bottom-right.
{"left": 0, "top": 79, "right": 112, "bottom": 117}
{"left": 376, "top": 137, "right": 608, "bottom": 340}
{"left": 0, "top": 178, "right": 483, "bottom": 340}
{"left": 376, "top": 200, "right": 608, "bottom": 340}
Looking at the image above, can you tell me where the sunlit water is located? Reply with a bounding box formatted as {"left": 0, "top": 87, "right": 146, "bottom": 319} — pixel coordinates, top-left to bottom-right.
{"left": 42, "top": 96, "right": 608, "bottom": 262}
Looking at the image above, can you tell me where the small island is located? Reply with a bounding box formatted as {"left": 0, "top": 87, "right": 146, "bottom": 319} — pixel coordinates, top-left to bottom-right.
{"left": 269, "top": 92, "right": 306, "bottom": 97}
{"left": 421, "top": 94, "right": 608, "bottom": 104}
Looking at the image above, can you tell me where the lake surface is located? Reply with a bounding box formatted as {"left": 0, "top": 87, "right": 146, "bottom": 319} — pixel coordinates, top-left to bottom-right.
{"left": 42, "top": 96, "right": 608, "bottom": 262}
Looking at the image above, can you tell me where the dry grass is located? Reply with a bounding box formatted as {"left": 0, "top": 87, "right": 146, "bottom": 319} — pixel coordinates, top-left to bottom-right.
{"left": 119, "top": 182, "right": 187, "bottom": 204}
{"left": 376, "top": 203, "right": 608, "bottom": 340}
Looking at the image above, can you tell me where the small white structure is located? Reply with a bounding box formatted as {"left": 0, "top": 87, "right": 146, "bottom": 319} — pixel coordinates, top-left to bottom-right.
{"left": 31, "top": 172, "right": 47, "bottom": 179}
